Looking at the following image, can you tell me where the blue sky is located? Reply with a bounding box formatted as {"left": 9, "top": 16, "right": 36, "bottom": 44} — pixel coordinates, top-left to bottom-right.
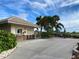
{"left": 0, "top": 0, "right": 79, "bottom": 32}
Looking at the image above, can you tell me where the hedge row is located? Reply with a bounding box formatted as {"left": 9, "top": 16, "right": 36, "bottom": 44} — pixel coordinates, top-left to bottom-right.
{"left": 0, "top": 30, "right": 17, "bottom": 53}
{"left": 59, "top": 33, "right": 79, "bottom": 38}
{"left": 41, "top": 32, "right": 53, "bottom": 38}
{"left": 41, "top": 32, "right": 79, "bottom": 38}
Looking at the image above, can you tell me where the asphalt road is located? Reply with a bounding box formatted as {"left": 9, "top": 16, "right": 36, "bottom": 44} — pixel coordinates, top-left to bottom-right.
{"left": 5, "top": 37, "right": 79, "bottom": 59}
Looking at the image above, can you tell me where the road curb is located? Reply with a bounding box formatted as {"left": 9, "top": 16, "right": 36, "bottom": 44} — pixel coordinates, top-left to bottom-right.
{"left": 0, "top": 47, "right": 16, "bottom": 59}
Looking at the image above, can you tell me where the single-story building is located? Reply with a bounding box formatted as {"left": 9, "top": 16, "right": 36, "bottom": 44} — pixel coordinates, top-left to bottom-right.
{"left": 0, "top": 16, "right": 38, "bottom": 41}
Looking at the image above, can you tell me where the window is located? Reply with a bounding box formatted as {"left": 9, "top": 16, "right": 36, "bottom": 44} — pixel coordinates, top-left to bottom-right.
{"left": 17, "top": 29, "right": 22, "bottom": 34}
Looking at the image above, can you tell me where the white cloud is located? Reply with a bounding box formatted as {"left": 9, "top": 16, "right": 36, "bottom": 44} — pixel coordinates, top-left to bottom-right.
{"left": 44, "top": 0, "right": 53, "bottom": 6}
{"left": 1, "top": 0, "right": 79, "bottom": 13}
{"left": 20, "top": 0, "right": 48, "bottom": 9}
{"left": 44, "top": 0, "right": 57, "bottom": 9}
{"left": 61, "top": 19, "right": 79, "bottom": 32}
{"left": 31, "top": 2, "right": 47, "bottom": 9}
{"left": 60, "top": 11, "right": 79, "bottom": 31}
{"left": 32, "top": 10, "right": 40, "bottom": 15}
{"left": 61, "top": 19, "right": 79, "bottom": 28}
{"left": 26, "top": 1, "right": 48, "bottom": 15}
{"left": 60, "top": 0, "right": 79, "bottom": 7}
{"left": 39, "top": 0, "right": 79, "bottom": 9}
{"left": 16, "top": 13, "right": 28, "bottom": 20}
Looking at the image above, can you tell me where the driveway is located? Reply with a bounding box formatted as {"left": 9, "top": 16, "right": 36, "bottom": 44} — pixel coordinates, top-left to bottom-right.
{"left": 5, "top": 37, "right": 78, "bottom": 59}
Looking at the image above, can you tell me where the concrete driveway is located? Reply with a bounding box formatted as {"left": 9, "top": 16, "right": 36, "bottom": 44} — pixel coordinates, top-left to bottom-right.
{"left": 5, "top": 37, "right": 78, "bottom": 59}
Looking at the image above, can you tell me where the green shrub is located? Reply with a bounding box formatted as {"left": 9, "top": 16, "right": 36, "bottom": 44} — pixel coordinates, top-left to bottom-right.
{"left": 0, "top": 30, "right": 17, "bottom": 53}
{"left": 71, "top": 34, "right": 79, "bottom": 38}
{"left": 41, "top": 32, "right": 53, "bottom": 38}
{"left": 63, "top": 33, "right": 71, "bottom": 38}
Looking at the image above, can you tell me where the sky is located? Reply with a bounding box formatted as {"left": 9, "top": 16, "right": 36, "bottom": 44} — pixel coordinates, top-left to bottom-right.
{"left": 0, "top": 0, "right": 79, "bottom": 32}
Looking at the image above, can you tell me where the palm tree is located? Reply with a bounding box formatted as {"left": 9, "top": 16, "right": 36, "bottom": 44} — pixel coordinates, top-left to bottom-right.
{"left": 36, "top": 15, "right": 66, "bottom": 37}
{"left": 36, "top": 16, "right": 49, "bottom": 32}
{"left": 43, "top": 16, "right": 52, "bottom": 32}
{"left": 36, "top": 15, "right": 65, "bottom": 32}
{"left": 50, "top": 15, "right": 65, "bottom": 33}
{"left": 36, "top": 16, "right": 49, "bottom": 38}
{"left": 36, "top": 16, "right": 42, "bottom": 37}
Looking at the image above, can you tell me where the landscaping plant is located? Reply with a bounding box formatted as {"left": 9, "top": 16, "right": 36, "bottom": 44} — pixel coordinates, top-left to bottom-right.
{"left": 0, "top": 30, "right": 17, "bottom": 53}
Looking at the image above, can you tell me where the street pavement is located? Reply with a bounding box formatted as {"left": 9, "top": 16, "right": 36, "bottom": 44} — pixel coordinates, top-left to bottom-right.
{"left": 5, "top": 37, "right": 79, "bottom": 59}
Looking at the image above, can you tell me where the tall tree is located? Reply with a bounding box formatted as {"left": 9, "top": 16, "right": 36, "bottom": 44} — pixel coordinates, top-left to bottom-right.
{"left": 36, "top": 16, "right": 49, "bottom": 32}
{"left": 36, "top": 16, "right": 48, "bottom": 38}
{"left": 49, "top": 15, "right": 65, "bottom": 32}
{"left": 36, "top": 15, "right": 66, "bottom": 34}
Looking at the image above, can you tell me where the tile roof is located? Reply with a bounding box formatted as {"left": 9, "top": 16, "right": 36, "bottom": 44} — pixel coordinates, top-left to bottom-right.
{"left": 0, "top": 17, "right": 38, "bottom": 28}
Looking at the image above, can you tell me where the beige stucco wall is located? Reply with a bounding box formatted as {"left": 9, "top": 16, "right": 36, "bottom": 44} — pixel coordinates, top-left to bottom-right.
{"left": 11, "top": 25, "right": 16, "bottom": 34}
{"left": 11, "top": 24, "right": 34, "bottom": 35}
{"left": 26, "top": 28, "right": 34, "bottom": 35}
